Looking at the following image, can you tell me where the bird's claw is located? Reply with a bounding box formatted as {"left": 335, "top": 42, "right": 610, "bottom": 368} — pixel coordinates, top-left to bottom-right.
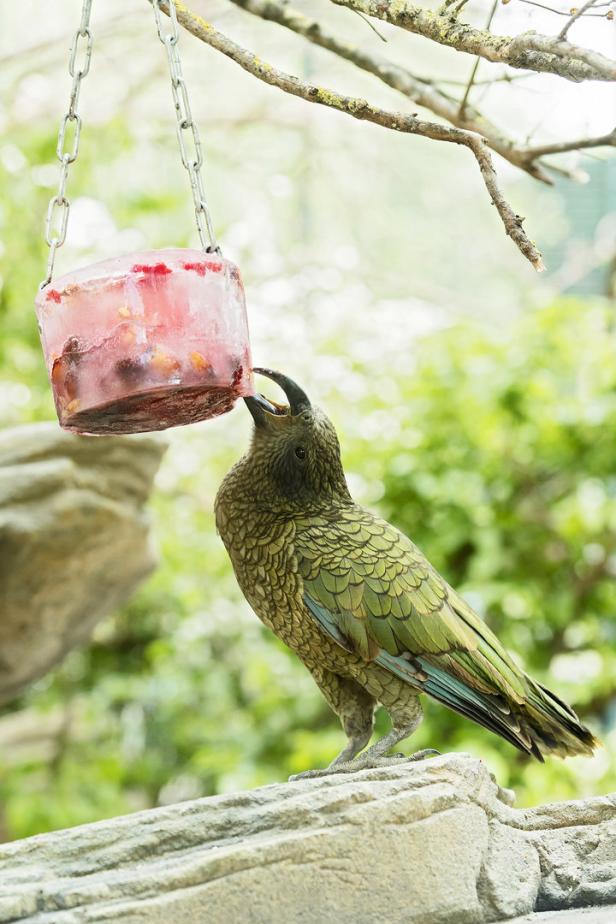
{"left": 408, "top": 748, "right": 441, "bottom": 761}
{"left": 289, "top": 749, "right": 441, "bottom": 781}
{"left": 288, "top": 768, "right": 334, "bottom": 781}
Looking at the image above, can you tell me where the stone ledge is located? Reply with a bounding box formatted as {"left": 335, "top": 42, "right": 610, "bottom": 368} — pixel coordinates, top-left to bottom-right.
{"left": 510, "top": 910, "right": 616, "bottom": 923}
{"left": 0, "top": 752, "right": 615, "bottom": 923}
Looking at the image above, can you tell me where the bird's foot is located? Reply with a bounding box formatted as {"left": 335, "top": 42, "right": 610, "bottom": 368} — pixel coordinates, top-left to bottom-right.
{"left": 288, "top": 748, "right": 440, "bottom": 781}
{"left": 289, "top": 757, "right": 401, "bottom": 781}
{"left": 408, "top": 747, "right": 441, "bottom": 762}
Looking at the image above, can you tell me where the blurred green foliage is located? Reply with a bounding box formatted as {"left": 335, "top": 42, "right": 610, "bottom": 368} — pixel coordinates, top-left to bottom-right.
{"left": 375, "top": 303, "right": 616, "bottom": 803}
{"left": 1, "top": 119, "right": 615, "bottom": 841}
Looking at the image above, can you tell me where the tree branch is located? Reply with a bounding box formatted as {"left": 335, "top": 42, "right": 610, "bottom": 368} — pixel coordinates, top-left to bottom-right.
{"left": 521, "top": 128, "right": 616, "bottom": 159}
{"left": 331, "top": 0, "right": 616, "bottom": 82}
{"left": 226, "top": 0, "right": 556, "bottom": 183}
{"left": 227, "top": 0, "right": 615, "bottom": 185}
{"left": 516, "top": 0, "right": 611, "bottom": 19}
{"left": 168, "top": 0, "right": 545, "bottom": 269}
{"left": 558, "top": 0, "right": 601, "bottom": 39}
{"left": 509, "top": 30, "right": 616, "bottom": 79}
{"left": 458, "top": 0, "right": 499, "bottom": 116}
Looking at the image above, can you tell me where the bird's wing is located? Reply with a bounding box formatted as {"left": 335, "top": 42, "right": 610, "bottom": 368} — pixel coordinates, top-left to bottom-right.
{"left": 297, "top": 506, "right": 522, "bottom": 689}
{"left": 296, "top": 505, "right": 597, "bottom": 760}
{"left": 295, "top": 504, "right": 549, "bottom": 749}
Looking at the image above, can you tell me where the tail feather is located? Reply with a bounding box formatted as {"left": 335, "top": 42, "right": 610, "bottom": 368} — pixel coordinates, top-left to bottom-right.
{"left": 523, "top": 679, "right": 599, "bottom": 758}
{"left": 377, "top": 649, "right": 598, "bottom": 761}
{"left": 303, "top": 589, "right": 599, "bottom": 760}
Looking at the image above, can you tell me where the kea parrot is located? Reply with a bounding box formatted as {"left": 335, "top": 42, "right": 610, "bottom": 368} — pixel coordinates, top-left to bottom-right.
{"left": 215, "top": 368, "right": 598, "bottom": 778}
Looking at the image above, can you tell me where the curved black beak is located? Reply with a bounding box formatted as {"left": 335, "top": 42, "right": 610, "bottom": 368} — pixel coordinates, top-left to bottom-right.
{"left": 252, "top": 368, "right": 311, "bottom": 415}
{"left": 243, "top": 392, "right": 279, "bottom": 426}
{"left": 244, "top": 368, "right": 312, "bottom": 425}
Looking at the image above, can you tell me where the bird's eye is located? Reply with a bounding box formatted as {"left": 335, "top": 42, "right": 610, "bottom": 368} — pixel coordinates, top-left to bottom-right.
{"left": 295, "top": 446, "right": 307, "bottom": 461}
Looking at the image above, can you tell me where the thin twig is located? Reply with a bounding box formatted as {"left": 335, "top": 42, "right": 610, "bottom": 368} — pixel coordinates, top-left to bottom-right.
{"left": 540, "top": 161, "right": 589, "bottom": 182}
{"left": 352, "top": 8, "right": 389, "bottom": 40}
{"left": 448, "top": 0, "right": 472, "bottom": 16}
{"left": 434, "top": 73, "right": 536, "bottom": 85}
{"left": 166, "top": 1, "right": 545, "bottom": 269}
{"left": 559, "top": 0, "right": 601, "bottom": 38}
{"left": 522, "top": 128, "right": 616, "bottom": 157}
{"left": 458, "top": 58, "right": 482, "bottom": 116}
{"left": 459, "top": 0, "right": 499, "bottom": 116}
{"left": 516, "top": 0, "right": 610, "bottom": 17}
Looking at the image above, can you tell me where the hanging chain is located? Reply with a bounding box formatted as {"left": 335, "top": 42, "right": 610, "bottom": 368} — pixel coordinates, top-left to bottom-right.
{"left": 40, "top": 0, "right": 218, "bottom": 288}
{"left": 152, "top": 0, "right": 219, "bottom": 254}
{"left": 41, "top": 0, "right": 93, "bottom": 288}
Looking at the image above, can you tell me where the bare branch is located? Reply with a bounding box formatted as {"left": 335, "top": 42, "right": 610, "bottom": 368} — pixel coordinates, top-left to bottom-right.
{"left": 331, "top": 0, "right": 616, "bottom": 82}
{"left": 207, "top": 0, "right": 611, "bottom": 184}
{"left": 559, "top": 0, "right": 601, "bottom": 39}
{"left": 209, "top": 1, "right": 614, "bottom": 182}
{"left": 510, "top": 30, "right": 616, "bottom": 79}
{"left": 458, "top": 58, "right": 483, "bottom": 117}
{"left": 227, "top": 0, "right": 556, "bottom": 182}
{"left": 522, "top": 128, "right": 616, "bottom": 158}
{"left": 433, "top": 73, "right": 536, "bottom": 85}
{"left": 228, "top": 0, "right": 613, "bottom": 184}
{"left": 167, "top": 1, "right": 545, "bottom": 269}
{"left": 458, "top": 0, "right": 499, "bottom": 116}
{"left": 351, "top": 8, "right": 389, "bottom": 40}
{"left": 515, "top": 0, "right": 611, "bottom": 19}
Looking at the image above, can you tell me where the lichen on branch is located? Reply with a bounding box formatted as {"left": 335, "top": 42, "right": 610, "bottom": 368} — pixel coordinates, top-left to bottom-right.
{"left": 332, "top": 0, "right": 616, "bottom": 82}
{"left": 164, "top": 0, "right": 546, "bottom": 270}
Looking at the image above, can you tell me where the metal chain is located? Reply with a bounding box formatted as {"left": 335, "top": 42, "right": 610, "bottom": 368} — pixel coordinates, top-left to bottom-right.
{"left": 40, "top": 0, "right": 218, "bottom": 287}
{"left": 152, "top": 0, "right": 219, "bottom": 253}
{"left": 41, "top": 0, "right": 93, "bottom": 288}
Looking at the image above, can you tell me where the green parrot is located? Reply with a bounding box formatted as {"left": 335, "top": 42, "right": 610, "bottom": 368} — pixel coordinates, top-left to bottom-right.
{"left": 215, "top": 368, "right": 598, "bottom": 777}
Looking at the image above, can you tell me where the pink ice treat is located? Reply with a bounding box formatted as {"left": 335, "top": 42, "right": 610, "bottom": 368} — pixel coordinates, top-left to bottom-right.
{"left": 35, "top": 248, "right": 254, "bottom": 434}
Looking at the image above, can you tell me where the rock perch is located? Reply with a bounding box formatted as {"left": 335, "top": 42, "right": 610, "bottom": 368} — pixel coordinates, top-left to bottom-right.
{"left": 0, "top": 753, "right": 615, "bottom": 923}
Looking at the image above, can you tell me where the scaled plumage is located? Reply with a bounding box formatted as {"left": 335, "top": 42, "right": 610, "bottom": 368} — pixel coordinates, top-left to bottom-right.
{"left": 215, "top": 369, "right": 598, "bottom": 775}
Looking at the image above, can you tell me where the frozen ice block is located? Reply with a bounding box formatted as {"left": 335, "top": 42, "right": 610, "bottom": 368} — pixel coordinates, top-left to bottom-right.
{"left": 35, "top": 248, "right": 254, "bottom": 434}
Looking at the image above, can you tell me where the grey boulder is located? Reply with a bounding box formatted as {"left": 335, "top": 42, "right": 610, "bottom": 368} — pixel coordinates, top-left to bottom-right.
{"left": 0, "top": 422, "right": 165, "bottom": 704}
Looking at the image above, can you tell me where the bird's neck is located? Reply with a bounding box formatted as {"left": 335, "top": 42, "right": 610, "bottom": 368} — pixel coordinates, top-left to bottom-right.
{"left": 216, "top": 455, "right": 353, "bottom": 521}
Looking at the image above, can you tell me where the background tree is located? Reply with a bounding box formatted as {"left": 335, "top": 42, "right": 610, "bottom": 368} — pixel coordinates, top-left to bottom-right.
{"left": 0, "top": 0, "right": 614, "bottom": 839}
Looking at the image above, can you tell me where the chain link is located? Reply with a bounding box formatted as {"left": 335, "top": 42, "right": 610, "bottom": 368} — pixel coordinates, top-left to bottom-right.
{"left": 41, "top": 0, "right": 218, "bottom": 288}
{"left": 152, "top": 0, "right": 219, "bottom": 253}
{"left": 41, "top": 0, "right": 93, "bottom": 288}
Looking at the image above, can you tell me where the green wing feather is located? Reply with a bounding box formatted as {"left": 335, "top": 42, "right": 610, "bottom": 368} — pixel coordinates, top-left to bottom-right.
{"left": 296, "top": 505, "right": 598, "bottom": 760}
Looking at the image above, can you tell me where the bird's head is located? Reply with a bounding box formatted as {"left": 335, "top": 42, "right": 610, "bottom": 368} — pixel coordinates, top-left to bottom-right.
{"left": 242, "top": 368, "right": 351, "bottom": 507}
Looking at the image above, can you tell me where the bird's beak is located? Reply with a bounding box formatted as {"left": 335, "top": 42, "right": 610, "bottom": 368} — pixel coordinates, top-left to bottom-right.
{"left": 243, "top": 392, "right": 281, "bottom": 427}
{"left": 251, "top": 368, "right": 312, "bottom": 415}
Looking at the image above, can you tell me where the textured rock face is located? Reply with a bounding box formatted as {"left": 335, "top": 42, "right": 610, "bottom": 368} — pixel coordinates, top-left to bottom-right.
{"left": 510, "top": 911, "right": 616, "bottom": 923}
{"left": 0, "top": 753, "right": 615, "bottom": 923}
{"left": 0, "top": 422, "right": 165, "bottom": 704}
